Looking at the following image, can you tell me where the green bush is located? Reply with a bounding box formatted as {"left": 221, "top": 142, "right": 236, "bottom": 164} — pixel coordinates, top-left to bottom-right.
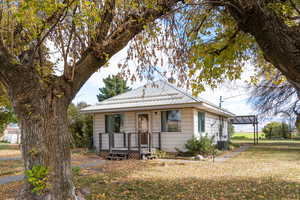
{"left": 185, "top": 135, "right": 216, "bottom": 156}
{"left": 68, "top": 102, "right": 93, "bottom": 149}
{"left": 262, "top": 122, "right": 290, "bottom": 139}
{"left": 25, "top": 165, "right": 48, "bottom": 195}
{"left": 155, "top": 150, "right": 167, "bottom": 158}
{"left": 71, "top": 166, "right": 81, "bottom": 176}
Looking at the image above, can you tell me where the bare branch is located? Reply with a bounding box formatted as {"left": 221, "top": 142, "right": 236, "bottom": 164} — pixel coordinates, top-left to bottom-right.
{"left": 68, "top": 0, "right": 181, "bottom": 98}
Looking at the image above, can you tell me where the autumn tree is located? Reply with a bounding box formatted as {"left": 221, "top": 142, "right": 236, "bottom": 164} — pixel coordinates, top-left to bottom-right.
{"left": 1, "top": 0, "right": 300, "bottom": 199}
{"left": 0, "top": 1, "right": 181, "bottom": 199}
{"left": 97, "top": 75, "right": 130, "bottom": 102}
{"left": 123, "top": 0, "right": 300, "bottom": 96}
{"left": 262, "top": 121, "right": 290, "bottom": 139}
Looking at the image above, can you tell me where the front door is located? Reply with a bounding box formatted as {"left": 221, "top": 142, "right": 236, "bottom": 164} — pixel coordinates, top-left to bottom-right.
{"left": 137, "top": 114, "right": 149, "bottom": 145}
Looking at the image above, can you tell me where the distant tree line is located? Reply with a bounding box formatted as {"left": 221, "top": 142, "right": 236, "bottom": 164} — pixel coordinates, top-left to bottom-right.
{"left": 262, "top": 122, "right": 290, "bottom": 139}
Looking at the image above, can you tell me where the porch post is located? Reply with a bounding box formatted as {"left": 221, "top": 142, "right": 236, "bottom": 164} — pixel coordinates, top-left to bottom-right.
{"left": 98, "top": 133, "right": 102, "bottom": 153}
{"left": 158, "top": 132, "right": 162, "bottom": 150}
{"left": 128, "top": 133, "right": 131, "bottom": 152}
{"left": 148, "top": 132, "right": 151, "bottom": 152}
{"left": 123, "top": 132, "right": 126, "bottom": 148}
{"left": 109, "top": 133, "right": 112, "bottom": 153}
{"left": 138, "top": 132, "right": 141, "bottom": 159}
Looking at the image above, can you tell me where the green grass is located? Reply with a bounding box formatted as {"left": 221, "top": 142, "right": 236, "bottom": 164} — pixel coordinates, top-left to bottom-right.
{"left": 75, "top": 141, "right": 300, "bottom": 200}
{"left": 231, "top": 132, "right": 265, "bottom": 140}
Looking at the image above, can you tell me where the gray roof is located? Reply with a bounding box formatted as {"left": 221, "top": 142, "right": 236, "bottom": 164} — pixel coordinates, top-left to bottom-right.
{"left": 82, "top": 80, "right": 235, "bottom": 117}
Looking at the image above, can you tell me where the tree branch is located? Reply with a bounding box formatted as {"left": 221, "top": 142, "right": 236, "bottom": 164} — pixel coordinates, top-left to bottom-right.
{"left": 67, "top": 0, "right": 181, "bottom": 99}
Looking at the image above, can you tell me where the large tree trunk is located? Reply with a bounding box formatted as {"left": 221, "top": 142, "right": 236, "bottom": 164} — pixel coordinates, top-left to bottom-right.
{"left": 13, "top": 90, "right": 76, "bottom": 200}
{"left": 224, "top": 1, "right": 300, "bottom": 92}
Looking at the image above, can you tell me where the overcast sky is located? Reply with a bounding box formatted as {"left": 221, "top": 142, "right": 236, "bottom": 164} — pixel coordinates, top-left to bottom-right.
{"left": 73, "top": 48, "right": 283, "bottom": 132}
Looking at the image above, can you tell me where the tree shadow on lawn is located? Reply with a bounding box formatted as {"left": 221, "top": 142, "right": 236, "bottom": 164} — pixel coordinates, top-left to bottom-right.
{"left": 75, "top": 160, "right": 300, "bottom": 200}
{"left": 81, "top": 176, "right": 300, "bottom": 200}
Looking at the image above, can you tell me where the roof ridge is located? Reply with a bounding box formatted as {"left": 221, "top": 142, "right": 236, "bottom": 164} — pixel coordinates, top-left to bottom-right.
{"left": 97, "top": 81, "right": 156, "bottom": 104}
{"left": 161, "top": 80, "right": 200, "bottom": 103}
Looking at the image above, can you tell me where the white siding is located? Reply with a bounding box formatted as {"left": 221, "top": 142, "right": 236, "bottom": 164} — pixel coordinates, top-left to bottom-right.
{"left": 193, "top": 110, "right": 229, "bottom": 143}
{"left": 158, "top": 108, "right": 194, "bottom": 152}
{"left": 92, "top": 108, "right": 229, "bottom": 152}
{"left": 93, "top": 112, "right": 136, "bottom": 150}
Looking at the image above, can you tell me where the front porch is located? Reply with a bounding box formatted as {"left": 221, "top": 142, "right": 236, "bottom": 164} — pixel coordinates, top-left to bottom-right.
{"left": 98, "top": 132, "right": 162, "bottom": 160}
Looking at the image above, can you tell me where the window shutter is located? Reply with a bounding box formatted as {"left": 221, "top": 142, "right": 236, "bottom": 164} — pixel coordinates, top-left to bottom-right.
{"left": 198, "top": 112, "right": 205, "bottom": 133}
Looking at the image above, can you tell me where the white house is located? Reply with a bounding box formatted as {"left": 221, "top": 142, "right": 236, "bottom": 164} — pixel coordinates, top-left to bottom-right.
{"left": 1, "top": 123, "right": 21, "bottom": 144}
{"left": 82, "top": 80, "right": 235, "bottom": 159}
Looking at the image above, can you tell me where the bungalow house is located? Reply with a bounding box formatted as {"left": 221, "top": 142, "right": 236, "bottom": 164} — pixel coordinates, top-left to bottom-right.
{"left": 1, "top": 123, "right": 21, "bottom": 144}
{"left": 82, "top": 80, "right": 235, "bottom": 159}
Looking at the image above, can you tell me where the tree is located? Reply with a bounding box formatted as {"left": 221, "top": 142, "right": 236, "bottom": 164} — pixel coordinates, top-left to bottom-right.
{"left": 0, "top": 1, "right": 180, "bottom": 199}
{"left": 68, "top": 102, "right": 93, "bottom": 149}
{"left": 97, "top": 75, "right": 131, "bottom": 102}
{"left": 262, "top": 121, "right": 290, "bottom": 139}
{"left": 124, "top": 1, "right": 300, "bottom": 96}
{"left": 249, "top": 69, "right": 300, "bottom": 131}
{"left": 1, "top": 1, "right": 300, "bottom": 199}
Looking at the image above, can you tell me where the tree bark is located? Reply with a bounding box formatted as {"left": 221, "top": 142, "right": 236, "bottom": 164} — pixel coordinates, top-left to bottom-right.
{"left": 12, "top": 86, "right": 76, "bottom": 200}
{"left": 224, "top": 1, "right": 300, "bottom": 92}
{"left": 0, "top": 2, "right": 181, "bottom": 199}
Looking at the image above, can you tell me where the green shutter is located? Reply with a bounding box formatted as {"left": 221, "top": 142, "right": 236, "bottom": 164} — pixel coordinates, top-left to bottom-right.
{"left": 198, "top": 112, "right": 205, "bottom": 133}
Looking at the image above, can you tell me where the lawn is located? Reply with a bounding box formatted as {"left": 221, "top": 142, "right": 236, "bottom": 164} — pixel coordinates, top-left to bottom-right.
{"left": 1, "top": 141, "right": 300, "bottom": 200}
{"left": 73, "top": 141, "right": 300, "bottom": 200}
{"left": 0, "top": 143, "right": 21, "bottom": 158}
{"left": 231, "top": 132, "right": 265, "bottom": 140}
{"left": 0, "top": 160, "right": 23, "bottom": 177}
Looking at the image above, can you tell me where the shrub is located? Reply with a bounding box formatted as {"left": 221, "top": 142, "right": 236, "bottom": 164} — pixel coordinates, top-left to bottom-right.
{"left": 25, "top": 165, "right": 48, "bottom": 195}
{"left": 185, "top": 135, "right": 216, "bottom": 157}
{"left": 71, "top": 166, "right": 81, "bottom": 176}
{"left": 155, "top": 150, "right": 167, "bottom": 158}
{"left": 262, "top": 122, "right": 290, "bottom": 139}
{"left": 68, "top": 103, "right": 93, "bottom": 149}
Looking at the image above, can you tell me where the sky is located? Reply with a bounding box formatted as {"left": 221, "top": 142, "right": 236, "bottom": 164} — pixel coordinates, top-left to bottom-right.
{"left": 73, "top": 48, "right": 282, "bottom": 132}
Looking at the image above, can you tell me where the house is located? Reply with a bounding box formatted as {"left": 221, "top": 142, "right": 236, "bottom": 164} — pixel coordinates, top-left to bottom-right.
{"left": 1, "top": 123, "right": 21, "bottom": 144}
{"left": 82, "top": 80, "right": 235, "bottom": 159}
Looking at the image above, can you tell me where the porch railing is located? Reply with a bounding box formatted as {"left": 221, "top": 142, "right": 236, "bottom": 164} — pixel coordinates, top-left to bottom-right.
{"left": 98, "top": 132, "right": 162, "bottom": 153}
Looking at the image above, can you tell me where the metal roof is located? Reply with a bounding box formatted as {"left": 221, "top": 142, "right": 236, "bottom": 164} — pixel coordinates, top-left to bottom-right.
{"left": 81, "top": 80, "right": 235, "bottom": 117}
{"left": 231, "top": 115, "right": 258, "bottom": 124}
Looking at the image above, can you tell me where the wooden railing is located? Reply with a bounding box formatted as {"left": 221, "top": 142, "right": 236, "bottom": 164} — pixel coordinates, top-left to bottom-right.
{"left": 98, "top": 132, "right": 162, "bottom": 153}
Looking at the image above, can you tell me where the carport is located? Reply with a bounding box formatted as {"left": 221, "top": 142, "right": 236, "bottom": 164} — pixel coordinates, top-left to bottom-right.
{"left": 231, "top": 115, "right": 259, "bottom": 144}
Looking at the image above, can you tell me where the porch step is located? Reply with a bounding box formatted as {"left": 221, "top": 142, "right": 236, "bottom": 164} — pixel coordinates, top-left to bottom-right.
{"left": 106, "top": 152, "right": 128, "bottom": 160}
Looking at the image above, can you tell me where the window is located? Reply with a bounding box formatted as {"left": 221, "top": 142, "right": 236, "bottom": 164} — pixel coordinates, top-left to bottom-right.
{"left": 105, "top": 114, "right": 124, "bottom": 133}
{"left": 198, "top": 112, "right": 205, "bottom": 133}
{"left": 161, "top": 110, "right": 181, "bottom": 132}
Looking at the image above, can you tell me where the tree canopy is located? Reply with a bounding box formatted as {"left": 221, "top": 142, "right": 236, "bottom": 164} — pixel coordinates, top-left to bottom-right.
{"left": 1, "top": 0, "right": 300, "bottom": 199}
{"left": 262, "top": 121, "right": 290, "bottom": 139}
{"left": 1, "top": 0, "right": 300, "bottom": 96}
{"left": 97, "top": 75, "right": 130, "bottom": 102}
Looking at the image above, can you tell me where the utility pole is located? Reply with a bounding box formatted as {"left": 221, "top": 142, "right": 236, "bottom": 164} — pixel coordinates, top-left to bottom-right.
{"left": 219, "top": 96, "right": 224, "bottom": 108}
